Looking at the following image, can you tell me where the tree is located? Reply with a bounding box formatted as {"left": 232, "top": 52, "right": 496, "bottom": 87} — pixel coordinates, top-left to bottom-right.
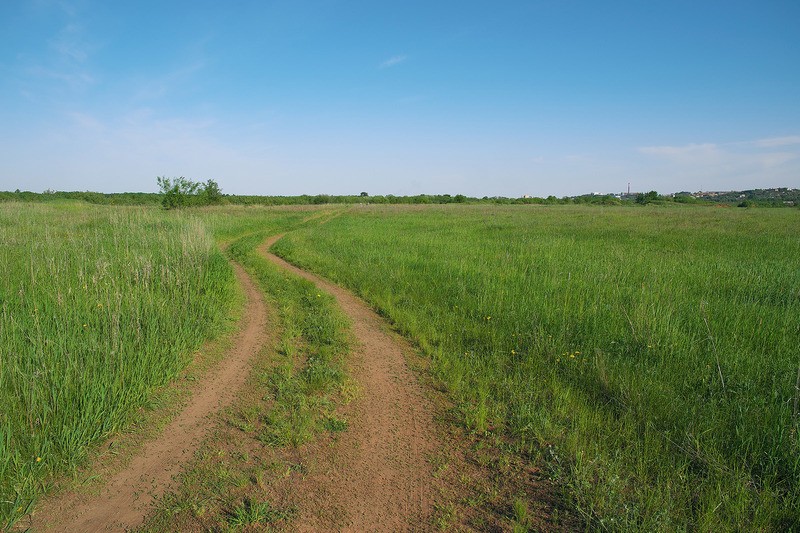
{"left": 157, "top": 177, "right": 224, "bottom": 208}
{"left": 201, "top": 179, "right": 223, "bottom": 205}
{"left": 635, "top": 190, "right": 659, "bottom": 205}
{"left": 157, "top": 176, "right": 200, "bottom": 209}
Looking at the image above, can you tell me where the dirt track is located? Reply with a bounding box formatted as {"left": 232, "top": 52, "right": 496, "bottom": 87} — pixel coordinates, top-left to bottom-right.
{"left": 260, "top": 236, "right": 440, "bottom": 531}
{"left": 30, "top": 262, "right": 269, "bottom": 532}
{"left": 30, "top": 234, "right": 442, "bottom": 531}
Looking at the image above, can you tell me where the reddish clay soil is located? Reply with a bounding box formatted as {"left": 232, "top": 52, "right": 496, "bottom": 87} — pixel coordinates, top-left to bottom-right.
{"left": 29, "top": 262, "right": 269, "bottom": 532}
{"left": 259, "top": 236, "right": 441, "bottom": 531}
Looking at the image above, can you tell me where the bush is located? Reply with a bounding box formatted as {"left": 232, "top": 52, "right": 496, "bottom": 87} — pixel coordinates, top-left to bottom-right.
{"left": 157, "top": 177, "right": 223, "bottom": 209}
{"left": 635, "top": 190, "right": 660, "bottom": 205}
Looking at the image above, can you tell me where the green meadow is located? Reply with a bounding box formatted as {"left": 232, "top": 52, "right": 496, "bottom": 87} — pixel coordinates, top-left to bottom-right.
{"left": 273, "top": 204, "right": 800, "bottom": 531}
{"left": 1, "top": 200, "right": 798, "bottom": 530}
{"left": 0, "top": 202, "right": 339, "bottom": 528}
{"left": 0, "top": 202, "right": 235, "bottom": 527}
{"left": 142, "top": 226, "right": 352, "bottom": 532}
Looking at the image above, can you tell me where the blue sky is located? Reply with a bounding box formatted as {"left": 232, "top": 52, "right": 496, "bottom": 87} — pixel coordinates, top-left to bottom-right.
{"left": 1, "top": 0, "right": 798, "bottom": 196}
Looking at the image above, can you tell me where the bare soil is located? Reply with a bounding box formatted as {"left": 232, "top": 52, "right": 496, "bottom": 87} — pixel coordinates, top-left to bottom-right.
{"left": 29, "top": 262, "right": 269, "bottom": 532}
{"left": 259, "top": 235, "right": 441, "bottom": 531}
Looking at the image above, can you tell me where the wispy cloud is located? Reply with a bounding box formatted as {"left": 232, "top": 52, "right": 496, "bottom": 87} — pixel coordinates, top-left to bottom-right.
{"left": 637, "top": 136, "right": 800, "bottom": 188}
{"left": 50, "top": 22, "right": 90, "bottom": 62}
{"left": 19, "top": 3, "right": 97, "bottom": 94}
{"left": 132, "top": 61, "right": 206, "bottom": 101}
{"left": 67, "top": 110, "right": 104, "bottom": 132}
{"left": 638, "top": 143, "right": 721, "bottom": 164}
{"left": 750, "top": 136, "right": 800, "bottom": 148}
{"left": 639, "top": 136, "right": 800, "bottom": 163}
{"left": 379, "top": 54, "right": 408, "bottom": 69}
{"left": 6, "top": 107, "right": 236, "bottom": 193}
{"left": 26, "top": 65, "right": 95, "bottom": 88}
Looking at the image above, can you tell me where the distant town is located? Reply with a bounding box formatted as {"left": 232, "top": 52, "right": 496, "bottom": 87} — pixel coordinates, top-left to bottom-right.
{"left": 562, "top": 187, "right": 799, "bottom": 206}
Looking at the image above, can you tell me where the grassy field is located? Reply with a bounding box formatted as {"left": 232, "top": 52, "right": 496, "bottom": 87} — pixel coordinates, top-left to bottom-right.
{"left": 0, "top": 202, "right": 236, "bottom": 528}
{"left": 3, "top": 201, "right": 798, "bottom": 530}
{"left": 141, "top": 227, "right": 352, "bottom": 531}
{"left": 272, "top": 204, "right": 800, "bottom": 531}
{"left": 0, "top": 203, "right": 352, "bottom": 529}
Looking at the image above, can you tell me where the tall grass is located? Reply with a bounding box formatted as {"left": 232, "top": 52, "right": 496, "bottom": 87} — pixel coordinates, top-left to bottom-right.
{"left": 0, "top": 202, "right": 235, "bottom": 527}
{"left": 272, "top": 204, "right": 800, "bottom": 530}
{"left": 196, "top": 204, "right": 338, "bottom": 243}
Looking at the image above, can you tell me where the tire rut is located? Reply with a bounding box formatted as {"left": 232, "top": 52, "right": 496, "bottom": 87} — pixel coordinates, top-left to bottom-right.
{"left": 259, "top": 235, "right": 440, "bottom": 531}
{"left": 29, "top": 261, "right": 269, "bottom": 532}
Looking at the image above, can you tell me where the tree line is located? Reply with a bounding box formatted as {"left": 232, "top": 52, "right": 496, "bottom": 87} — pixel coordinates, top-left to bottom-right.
{"left": 2, "top": 182, "right": 797, "bottom": 208}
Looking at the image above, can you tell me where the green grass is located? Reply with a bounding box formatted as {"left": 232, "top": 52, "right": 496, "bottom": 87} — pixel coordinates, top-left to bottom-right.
{"left": 0, "top": 202, "right": 346, "bottom": 530}
{"left": 227, "top": 230, "right": 351, "bottom": 449}
{"left": 271, "top": 204, "right": 800, "bottom": 531}
{"left": 226, "top": 498, "right": 292, "bottom": 529}
{"left": 140, "top": 218, "right": 351, "bottom": 531}
{"left": 6, "top": 200, "right": 798, "bottom": 530}
{"left": 196, "top": 204, "right": 341, "bottom": 244}
{"left": 0, "top": 202, "right": 236, "bottom": 528}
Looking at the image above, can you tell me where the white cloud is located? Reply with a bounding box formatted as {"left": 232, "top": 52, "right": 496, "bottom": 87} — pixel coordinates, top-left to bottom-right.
{"left": 26, "top": 65, "right": 94, "bottom": 87}
{"left": 19, "top": 5, "right": 97, "bottom": 94}
{"left": 132, "top": 61, "right": 206, "bottom": 101}
{"left": 750, "top": 136, "right": 800, "bottom": 148}
{"left": 638, "top": 143, "right": 718, "bottom": 157}
{"left": 637, "top": 143, "right": 724, "bottom": 166}
{"left": 379, "top": 54, "right": 408, "bottom": 69}
{"left": 50, "top": 23, "right": 89, "bottom": 62}
{"left": 0, "top": 108, "right": 246, "bottom": 193}
{"left": 67, "top": 110, "right": 104, "bottom": 132}
{"left": 636, "top": 136, "right": 800, "bottom": 191}
{"left": 759, "top": 152, "right": 798, "bottom": 167}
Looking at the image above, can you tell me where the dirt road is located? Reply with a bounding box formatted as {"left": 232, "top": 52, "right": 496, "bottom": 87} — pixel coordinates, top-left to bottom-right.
{"left": 259, "top": 235, "right": 441, "bottom": 531}
{"left": 30, "top": 262, "right": 270, "bottom": 532}
{"left": 30, "top": 234, "right": 444, "bottom": 531}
